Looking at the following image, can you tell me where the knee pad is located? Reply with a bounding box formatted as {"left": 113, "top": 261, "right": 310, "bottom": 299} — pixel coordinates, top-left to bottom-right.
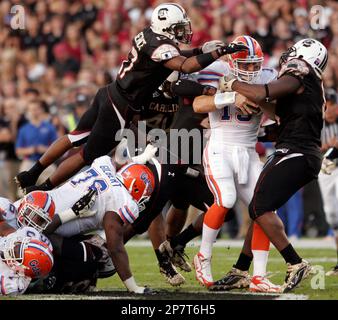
{"left": 219, "top": 192, "right": 236, "bottom": 209}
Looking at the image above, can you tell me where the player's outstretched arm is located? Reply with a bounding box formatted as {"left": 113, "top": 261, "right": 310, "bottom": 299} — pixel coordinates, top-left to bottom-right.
{"left": 103, "top": 212, "right": 148, "bottom": 294}
{"left": 44, "top": 189, "right": 97, "bottom": 234}
{"left": 0, "top": 215, "right": 16, "bottom": 237}
{"left": 164, "top": 43, "right": 248, "bottom": 74}
{"left": 222, "top": 75, "right": 302, "bottom": 105}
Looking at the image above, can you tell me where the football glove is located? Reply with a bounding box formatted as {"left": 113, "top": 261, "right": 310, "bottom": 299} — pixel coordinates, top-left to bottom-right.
{"left": 72, "top": 188, "right": 98, "bottom": 216}
{"left": 321, "top": 158, "right": 336, "bottom": 175}
{"left": 217, "top": 42, "right": 248, "bottom": 56}
{"left": 219, "top": 73, "right": 237, "bottom": 92}
{"left": 201, "top": 40, "right": 225, "bottom": 53}
{"left": 132, "top": 143, "right": 158, "bottom": 164}
{"left": 58, "top": 188, "right": 97, "bottom": 224}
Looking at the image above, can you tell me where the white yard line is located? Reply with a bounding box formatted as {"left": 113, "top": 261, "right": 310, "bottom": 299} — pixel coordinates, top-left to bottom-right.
{"left": 126, "top": 239, "right": 336, "bottom": 249}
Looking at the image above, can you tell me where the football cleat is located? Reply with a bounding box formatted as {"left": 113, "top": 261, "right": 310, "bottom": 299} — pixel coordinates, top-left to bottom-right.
{"left": 326, "top": 264, "right": 338, "bottom": 276}
{"left": 172, "top": 247, "right": 192, "bottom": 272}
{"left": 14, "top": 171, "right": 37, "bottom": 190}
{"left": 282, "top": 259, "right": 312, "bottom": 293}
{"left": 193, "top": 252, "right": 214, "bottom": 288}
{"left": 159, "top": 241, "right": 192, "bottom": 272}
{"left": 159, "top": 260, "right": 185, "bottom": 286}
{"left": 249, "top": 276, "right": 281, "bottom": 293}
{"left": 209, "top": 267, "right": 250, "bottom": 291}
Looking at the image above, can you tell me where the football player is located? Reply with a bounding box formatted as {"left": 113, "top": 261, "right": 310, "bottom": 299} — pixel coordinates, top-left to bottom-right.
{"left": 190, "top": 35, "right": 280, "bottom": 292}
{"left": 0, "top": 191, "right": 111, "bottom": 294}
{"left": 219, "top": 38, "right": 328, "bottom": 292}
{"left": 40, "top": 146, "right": 157, "bottom": 294}
{"left": 0, "top": 214, "right": 54, "bottom": 295}
{"left": 15, "top": 2, "right": 247, "bottom": 195}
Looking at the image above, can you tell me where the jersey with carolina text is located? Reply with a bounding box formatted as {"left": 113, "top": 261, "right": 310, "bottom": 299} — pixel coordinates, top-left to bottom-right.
{"left": 49, "top": 156, "right": 139, "bottom": 236}
{"left": 196, "top": 60, "right": 277, "bottom": 148}
{"left": 116, "top": 27, "right": 181, "bottom": 109}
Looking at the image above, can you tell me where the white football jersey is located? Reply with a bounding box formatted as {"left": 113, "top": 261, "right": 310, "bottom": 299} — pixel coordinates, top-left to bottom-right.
{"left": 0, "top": 226, "right": 52, "bottom": 251}
{"left": 49, "top": 156, "right": 139, "bottom": 237}
{"left": 0, "top": 229, "right": 43, "bottom": 295}
{"left": 0, "top": 197, "right": 18, "bottom": 229}
{"left": 196, "top": 60, "right": 277, "bottom": 147}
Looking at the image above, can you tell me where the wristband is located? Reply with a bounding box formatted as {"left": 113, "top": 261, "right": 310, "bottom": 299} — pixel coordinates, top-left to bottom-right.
{"left": 196, "top": 52, "right": 216, "bottom": 69}
{"left": 58, "top": 208, "right": 77, "bottom": 224}
{"left": 214, "top": 92, "right": 236, "bottom": 109}
{"left": 124, "top": 276, "right": 140, "bottom": 292}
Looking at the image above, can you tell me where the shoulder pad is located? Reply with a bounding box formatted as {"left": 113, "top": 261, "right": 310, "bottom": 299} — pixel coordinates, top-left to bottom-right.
{"left": 261, "top": 68, "right": 278, "bottom": 83}
{"left": 151, "top": 44, "right": 180, "bottom": 62}
{"left": 278, "top": 58, "right": 310, "bottom": 79}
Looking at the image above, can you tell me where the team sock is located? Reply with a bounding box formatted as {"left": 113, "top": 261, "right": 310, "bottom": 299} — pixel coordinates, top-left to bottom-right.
{"left": 199, "top": 204, "right": 228, "bottom": 259}
{"left": 170, "top": 224, "right": 199, "bottom": 250}
{"left": 27, "top": 161, "right": 45, "bottom": 180}
{"left": 233, "top": 252, "right": 253, "bottom": 271}
{"left": 155, "top": 249, "right": 168, "bottom": 264}
{"left": 280, "top": 243, "right": 302, "bottom": 265}
{"left": 252, "top": 222, "right": 270, "bottom": 277}
{"left": 38, "top": 178, "right": 55, "bottom": 191}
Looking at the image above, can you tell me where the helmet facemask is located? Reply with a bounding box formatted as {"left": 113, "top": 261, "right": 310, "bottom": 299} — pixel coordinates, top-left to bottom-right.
{"left": 230, "top": 57, "right": 263, "bottom": 83}
{"left": 17, "top": 203, "right": 52, "bottom": 233}
{"left": 279, "top": 46, "right": 297, "bottom": 67}
{"left": 166, "top": 20, "right": 193, "bottom": 44}
{"left": 0, "top": 236, "right": 30, "bottom": 274}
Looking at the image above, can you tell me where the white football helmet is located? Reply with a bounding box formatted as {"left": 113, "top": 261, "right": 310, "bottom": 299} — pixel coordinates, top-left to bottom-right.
{"left": 150, "top": 3, "right": 192, "bottom": 44}
{"left": 280, "top": 38, "right": 328, "bottom": 79}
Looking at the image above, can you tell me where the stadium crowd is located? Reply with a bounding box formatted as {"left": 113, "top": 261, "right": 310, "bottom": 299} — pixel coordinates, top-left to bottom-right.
{"left": 0, "top": 0, "right": 337, "bottom": 238}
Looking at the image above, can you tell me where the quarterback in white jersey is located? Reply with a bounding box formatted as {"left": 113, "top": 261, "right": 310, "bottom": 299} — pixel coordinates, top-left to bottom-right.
{"left": 192, "top": 35, "right": 280, "bottom": 293}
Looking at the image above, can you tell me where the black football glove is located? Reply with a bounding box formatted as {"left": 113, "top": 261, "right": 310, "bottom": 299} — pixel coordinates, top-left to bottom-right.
{"left": 217, "top": 43, "right": 248, "bottom": 56}
{"left": 72, "top": 188, "right": 97, "bottom": 216}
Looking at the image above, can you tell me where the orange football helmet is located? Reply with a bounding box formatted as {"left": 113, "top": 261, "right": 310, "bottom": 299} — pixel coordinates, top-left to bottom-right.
{"left": 17, "top": 191, "right": 55, "bottom": 233}
{"left": 228, "top": 35, "right": 264, "bottom": 83}
{"left": 116, "top": 163, "right": 155, "bottom": 212}
{"left": 1, "top": 236, "right": 54, "bottom": 278}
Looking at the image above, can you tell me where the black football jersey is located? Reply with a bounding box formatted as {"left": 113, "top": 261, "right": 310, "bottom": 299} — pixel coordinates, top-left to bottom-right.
{"left": 275, "top": 58, "right": 325, "bottom": 159}
{"left": 115, "top": 27, "right": 181, "bottom": 110}
{"left": 140, "top": 89, "right": 179, "bottom": 132}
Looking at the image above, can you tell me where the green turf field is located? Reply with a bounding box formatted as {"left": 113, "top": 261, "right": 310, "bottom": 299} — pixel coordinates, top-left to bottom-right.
{"left": 97, "top": 245, "right": 338, "bottom": 300}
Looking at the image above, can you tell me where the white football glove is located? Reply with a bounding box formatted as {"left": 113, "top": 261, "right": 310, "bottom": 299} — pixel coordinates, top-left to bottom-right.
{"left": 219, "top": 73, "right": 237, "bottom": 92}
{"left": 321, "top": 158, "right": 336, "bottom": 175}
{"left": 201, "top": 40, "right": 225, "bottom": 53}
{"left": 132, "top": 144, "right": 158, "bottom": 164}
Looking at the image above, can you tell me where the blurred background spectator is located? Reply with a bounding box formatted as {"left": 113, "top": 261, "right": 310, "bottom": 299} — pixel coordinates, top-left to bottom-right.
{"left": 0, "top": 0, "right": 336, "bottom": 238}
